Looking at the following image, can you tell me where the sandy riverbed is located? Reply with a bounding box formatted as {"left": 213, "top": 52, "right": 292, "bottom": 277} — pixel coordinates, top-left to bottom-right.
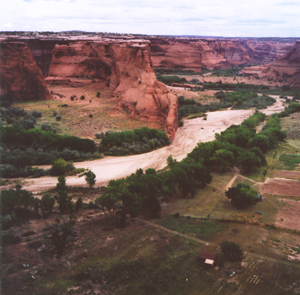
{"left": 9, "top": 97, "right": 285, "bottom": 192}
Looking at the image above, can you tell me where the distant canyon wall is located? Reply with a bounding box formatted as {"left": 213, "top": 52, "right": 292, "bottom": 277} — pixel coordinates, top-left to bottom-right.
{"left": 266, "top": 41, "right": 300, "bottom": 87}
{"left": 149, "top": 37, "right": 293, "bottom": 71}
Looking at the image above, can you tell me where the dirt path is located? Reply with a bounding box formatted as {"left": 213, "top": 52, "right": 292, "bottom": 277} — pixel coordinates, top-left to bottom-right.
{"left": 137, "top": 218, "right": 300, "bottom": 269}
{"left": 12, "top": 97, "right": 285, "bottom": 193}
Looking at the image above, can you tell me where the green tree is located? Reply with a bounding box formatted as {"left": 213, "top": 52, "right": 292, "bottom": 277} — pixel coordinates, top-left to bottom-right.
{"left": 41, "top": 193, "right": 55, "bottom": 215}
{"left": 49, "top": 216, "right": 76, "bottom": 257}
{"left": 83, "top": 169, "right": 96, "bottom": 188}
{"left": 211, "top": 149, "right": 234, "bottom": 173}
{"left": 221, "top": 241, "right": 244, "bottom": 262}
{"left": 54, "top": 176, "right": 72, "bottom": 214}
{"left": 226, "top": 183, "right": 258, "bottom": 208}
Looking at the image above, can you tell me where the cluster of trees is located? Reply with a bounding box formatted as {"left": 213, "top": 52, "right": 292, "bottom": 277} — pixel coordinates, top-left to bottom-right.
{"left": 99, "top": 127, "right": 170, "bottom": 156}
{"left": 1, "top": 172, "right": 96, "bottom": 232}
{"left": 189, "top": 111, "right": 286, "bottom": 174}
{"left": 215, "top": 90, "right": 276, "bottom": 109}
{"left": 0, "top": 125, "right": 98, "bottom": 178}
{"left": 154, "top": 68, "right": 198, "bottom": 75}
{"left": 0, "top": 106, "right": 41, "bottom": 129}
{"left": 96, "top": 158, "right": 212, "bottom": 226}
{"left": 202, "top": 82, "right": 270, "bottom": 91}
{"left": 156, "top": 76, "right": 187, "bottom": 85}
{"left": 178, "top": 96, "right": 231, "bottom": 120}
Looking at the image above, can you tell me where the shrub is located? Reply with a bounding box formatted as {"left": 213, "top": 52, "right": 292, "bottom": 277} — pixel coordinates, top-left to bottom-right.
{"left": 41, "top": 193, "right": 55, "bottom": 215}
{"left": 41, "top": 123, "right": 52, "bottom": 132}
{"left": 56, "top": 115, "right": 62, "bottom": 121}
{"left": 221, "top": 241, "right": 244, "bottom": 262}
{"left": 75, "top": 197, "right": 83, "bottom": 212}
{"left": 48, "top": 216, "right": 76, "bottom": 256}
{"left": 50, "top": 158, "right": 74, "bottom": 176}
{"left": 2, "top": 228, "right": 22, "bottom": 246}
{"left": 80, "top": 95, "right": 85, "bottom": 100}
{"left": 96, "top": 92, "right": 101, "bottom": 97}
{"left": 31, "top": 110, "right": 42, "bottom": 118}
{"left": 83, "top": 170, "right": 96, "bottom": 188}
{"left": 53, "top": 110, "right": 58, "bottom": 116}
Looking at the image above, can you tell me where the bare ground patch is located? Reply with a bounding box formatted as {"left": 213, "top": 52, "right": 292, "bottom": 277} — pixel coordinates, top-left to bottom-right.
{"left": 260, "top": 178, "right": 300, "bottom": 197}
{"left": 272, "top": 170, "right": 300, "bottom": 180}
{"left": 275, "top": 199, "right": 300, "bottom": 231}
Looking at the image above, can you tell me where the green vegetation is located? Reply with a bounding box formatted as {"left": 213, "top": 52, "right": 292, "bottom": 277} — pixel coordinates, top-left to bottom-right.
{"left": 157, "top": 217, "right": 224, "bottom": 240}
{"left": 154, "top": 68, "right": 200, "bottom": 75}
{"left": 156, "top": 75, "right": 187, "bottom": 85}
{"left": 215, "top": 90, "right": 276, "bottom": 109}
{"left": 48, "top": 216, "right": 76, "bottom": 257}
{"left": 220, "top": 241, "right": 244, "bottom": 262}
{"left": 82, "top": 169, "right": 96, "bottom": 188}
{"left": 278, "top": 154, "right": 300, "bottom": 170}
{"left": 226, "top": 183, "right": 258, "bottom": 209}
{"left": 99, "top": 127, "right": 170, "bottom": 156}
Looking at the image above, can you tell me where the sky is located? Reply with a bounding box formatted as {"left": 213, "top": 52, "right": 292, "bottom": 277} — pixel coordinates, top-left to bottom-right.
{"left": 1, "top": 0, "right": 300, "bottom": 37}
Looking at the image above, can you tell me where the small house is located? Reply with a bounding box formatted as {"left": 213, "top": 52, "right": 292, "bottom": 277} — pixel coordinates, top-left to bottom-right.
{"left": 199, "top": 251, "right": 218, "bottom": 268}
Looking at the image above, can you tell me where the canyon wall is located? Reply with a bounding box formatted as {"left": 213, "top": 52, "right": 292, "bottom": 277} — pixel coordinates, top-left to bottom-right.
{"left": 0, "top": 41, "right": 51, "bottom": 101}
{"left": 266, "top": 41, "right": 300, "bottom": 87}
{"left": 47, "top": 40, "right": 178, "bottom": 139}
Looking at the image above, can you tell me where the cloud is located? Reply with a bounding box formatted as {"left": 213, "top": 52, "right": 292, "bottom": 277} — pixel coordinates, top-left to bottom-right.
{"left": 4, "top": 22, "right": 13, "bottom": 28}
{"left": 1, "top": 0, "right": 299, "bottom": 37}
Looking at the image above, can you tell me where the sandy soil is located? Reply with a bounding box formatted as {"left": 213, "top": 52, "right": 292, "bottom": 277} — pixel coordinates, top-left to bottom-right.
{"left": 275, "top": 199, "right": 300, "bottom": 231}
{"left": 7, "top": 97, "right": 285, "bottom": 193}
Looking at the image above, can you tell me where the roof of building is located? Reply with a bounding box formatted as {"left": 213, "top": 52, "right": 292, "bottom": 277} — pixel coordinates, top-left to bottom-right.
{"left": 199, "top": 251, "right": 218, "bottom": 260}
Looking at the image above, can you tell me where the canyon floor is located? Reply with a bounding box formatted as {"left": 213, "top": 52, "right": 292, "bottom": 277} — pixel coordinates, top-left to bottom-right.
{"left": 17, "top": 96, "right": 285, "bottom": 193}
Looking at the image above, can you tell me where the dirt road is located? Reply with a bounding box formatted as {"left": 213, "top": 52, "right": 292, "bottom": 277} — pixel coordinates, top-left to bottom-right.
{"left": 17, "top": 97, "right": 285, "bottom": 192}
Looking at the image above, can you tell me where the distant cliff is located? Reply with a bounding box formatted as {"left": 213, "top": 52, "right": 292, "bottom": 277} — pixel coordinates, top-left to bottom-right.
{"left": 266, "top": 41, "right": 300, "bottom": 86}
{"left": 0, "top": 41, "right": 51, "bottom": 101}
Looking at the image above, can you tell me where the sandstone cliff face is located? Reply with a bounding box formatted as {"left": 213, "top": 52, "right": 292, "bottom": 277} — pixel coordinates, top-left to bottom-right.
{"left": 266, "top": 41, "right": 300, "bottom": 86}
{"left": 0, "top": 42, "right": 51, "bottom": 101}
{"left": 150, "top": 38, "right": 251, "bottom": 70}
{"left": 47, "top": 40, "right": 178, "bottom": 140}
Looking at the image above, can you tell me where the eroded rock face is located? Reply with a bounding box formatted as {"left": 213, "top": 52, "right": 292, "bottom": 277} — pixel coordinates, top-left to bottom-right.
{"left": 47, "top": 40, "right": 178, "bottom": 140}
{"left": 150, "top": 38, "right": 251, "bottom": 70}
{"left": 266, "top": 41, "right": 300, "bottom": 86}
{"left": 0, "top": 42, "right": 51, "bottom": 101}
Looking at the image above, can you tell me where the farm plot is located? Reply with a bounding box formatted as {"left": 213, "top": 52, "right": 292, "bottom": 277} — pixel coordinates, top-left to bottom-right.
{"left": 260, "top": 178, "right": 300, "bottom": 197}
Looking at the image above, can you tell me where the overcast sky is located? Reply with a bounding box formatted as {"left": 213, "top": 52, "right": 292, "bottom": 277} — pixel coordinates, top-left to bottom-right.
{"left": 1, "top": 0, "right": 300, "bottom": 37}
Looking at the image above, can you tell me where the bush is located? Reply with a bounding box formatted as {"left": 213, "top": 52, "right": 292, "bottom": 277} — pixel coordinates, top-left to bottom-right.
{"left": 221, "top": 241, "right": 244, "bottom": 262}
{"left": 53, "top": 110, "right": 58, "bottom": 116}
{"left": 50, "top": 158, "right": 74, "bottom": 176}
{"left": 80, "top": 95, "right": 85, "bottom": 100}
{"left": 56, "top": 115, "right": 62, "bottom": 121}
{"left": 2, "top": 228, "right": 22, "bottom": 246}
{"left": 48, "top": 216, "right": 76, "bottom": 256}
{"left": 41, "top": 123, "right": 52, "bottom": 132}
{"left": 41, "top": 193, "right": 55, "bottom": 215}
{"left": 31, "top": 110, "right": 42, "bottom": 118}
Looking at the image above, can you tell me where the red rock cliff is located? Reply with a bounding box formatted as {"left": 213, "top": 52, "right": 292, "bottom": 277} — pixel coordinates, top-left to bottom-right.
{"left": 150, "top": 38, "right": 251, "bottom": 70}
{"left": 266, "top": 41, "right": 300, "bottom": 87}
{"left": 0, "top": 42, "right": 51, "bottom": 101}
{"left": 48, "top": 40, "right": 178, "bottom": 140}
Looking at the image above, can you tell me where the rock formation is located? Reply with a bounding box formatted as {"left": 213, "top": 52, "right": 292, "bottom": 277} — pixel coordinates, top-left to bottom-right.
{"left": 266, "top": 41, "right": 300, "bottom": 87}
{"left": 47, "top": 40, "right": 178, "bottom": 140}
{"left": 0, "top": 41, "right": 51, "bottom": 101}
{"left": 150, "top": 38, "right": 252, "bottom": 70}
